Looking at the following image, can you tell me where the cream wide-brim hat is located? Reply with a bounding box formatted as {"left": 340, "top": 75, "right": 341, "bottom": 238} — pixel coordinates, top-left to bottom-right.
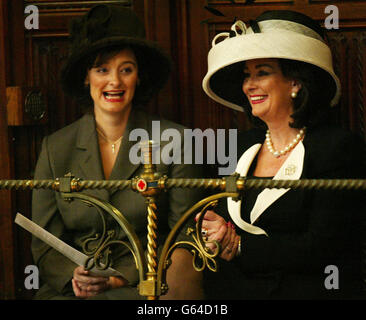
{"left": 202, "top": 11, "right": 341, "bottom": 112}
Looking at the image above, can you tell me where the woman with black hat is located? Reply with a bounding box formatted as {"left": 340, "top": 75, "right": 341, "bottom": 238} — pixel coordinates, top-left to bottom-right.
{"left": 31, "top": 4, "right": 204, "bottom": 300}
{"left": 198, "top": 10, "right": 365, "bottom": 299}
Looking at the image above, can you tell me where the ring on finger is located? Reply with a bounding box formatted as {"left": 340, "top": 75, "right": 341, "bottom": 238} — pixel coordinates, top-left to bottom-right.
{"left": 225, "top": 246, "right": 233, "bottom": 253}
{"left": 201, "top": 228, "right": 208, "bottom": 237}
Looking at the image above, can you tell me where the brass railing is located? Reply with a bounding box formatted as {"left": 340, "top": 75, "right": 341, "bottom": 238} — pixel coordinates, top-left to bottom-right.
{"left": 2, "top": 141, "right": 365, "bottom": 299}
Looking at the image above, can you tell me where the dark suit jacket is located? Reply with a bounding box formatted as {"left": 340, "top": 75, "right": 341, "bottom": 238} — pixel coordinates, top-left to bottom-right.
{"left": 205, "top": 125, "right": 365, "bottom": 300}
{"left": 31, "top": 108, "right": 206, "bottom": 299}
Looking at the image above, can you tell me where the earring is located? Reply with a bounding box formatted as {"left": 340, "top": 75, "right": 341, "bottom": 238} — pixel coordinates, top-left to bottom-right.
{"left": 291, "top": 91, "right": 297, "bottom": 99}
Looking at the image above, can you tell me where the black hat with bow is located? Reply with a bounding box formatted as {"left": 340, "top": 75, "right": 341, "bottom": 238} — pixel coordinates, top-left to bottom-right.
{"left": 61, "top": 4, "right": 171, "bottom": 101}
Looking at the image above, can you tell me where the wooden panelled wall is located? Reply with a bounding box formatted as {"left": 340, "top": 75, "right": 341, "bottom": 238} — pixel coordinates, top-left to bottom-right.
{"left": 0, "top": 0, "right": 365, "bottom": 299}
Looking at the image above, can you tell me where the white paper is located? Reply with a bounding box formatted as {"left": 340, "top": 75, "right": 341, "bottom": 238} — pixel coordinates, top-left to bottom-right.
{"left": 15, "top": 213, "right": 123, "bottom": 277}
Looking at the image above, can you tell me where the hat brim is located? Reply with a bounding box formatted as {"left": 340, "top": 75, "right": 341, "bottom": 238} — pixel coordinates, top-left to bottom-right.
{"left": 202, "top": 31, "right": 341, "bottom": 111}
{"left": 61, "top": 36, "right": 171, "bottom": 98}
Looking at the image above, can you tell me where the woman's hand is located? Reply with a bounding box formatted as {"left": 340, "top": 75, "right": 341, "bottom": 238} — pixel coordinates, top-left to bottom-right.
{"left": 196, "top": 210, "right": 240, "bottom": 261}
{"left": 72, "top": 266, "right": 128, "bottom": 298}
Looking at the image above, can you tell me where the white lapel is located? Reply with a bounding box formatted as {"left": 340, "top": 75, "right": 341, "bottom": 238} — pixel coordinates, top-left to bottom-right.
{"left": 250, "top": 141, "right": 305, "bottom": 223}
{"left": 227, "top": 141, "right": 305, "bottom": 236}
{"left": 227, "top": 144, "right": 268, "bottom": 236}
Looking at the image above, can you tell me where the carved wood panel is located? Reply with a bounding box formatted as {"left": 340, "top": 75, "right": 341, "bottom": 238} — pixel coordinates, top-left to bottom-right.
{"left": 0, "top": 0, "right": 15, "bottom": 300}
{"left": 327, "top": 30, "right": 366, "bottom": 140}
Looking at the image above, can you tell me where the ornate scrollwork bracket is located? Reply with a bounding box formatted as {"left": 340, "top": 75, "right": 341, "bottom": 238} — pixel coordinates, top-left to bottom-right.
{"left": 58, "top": 191, "right": 148, "bottom": 288}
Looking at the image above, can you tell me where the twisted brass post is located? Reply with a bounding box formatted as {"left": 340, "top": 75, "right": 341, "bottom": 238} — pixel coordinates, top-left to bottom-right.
{"left": 132, "top": 141, "right": 162, "bottom": 300}
{"left": 145, "top": 199, "right": 158, "bottom": 299}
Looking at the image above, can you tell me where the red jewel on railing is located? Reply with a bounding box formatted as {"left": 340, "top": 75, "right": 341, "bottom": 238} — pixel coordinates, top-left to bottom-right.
{"left": 136, "top": 179, "right": 147, "bottom": 192}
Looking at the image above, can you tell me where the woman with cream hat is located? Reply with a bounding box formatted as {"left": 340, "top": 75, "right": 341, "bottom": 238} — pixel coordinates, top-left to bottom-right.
{"left": 199, "top": 10, "right": 365, "bottom": 299}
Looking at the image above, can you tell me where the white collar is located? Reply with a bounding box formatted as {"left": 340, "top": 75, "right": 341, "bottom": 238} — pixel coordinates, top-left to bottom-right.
{"left": 227, "top": 141, "right": 305, "bottom": 236}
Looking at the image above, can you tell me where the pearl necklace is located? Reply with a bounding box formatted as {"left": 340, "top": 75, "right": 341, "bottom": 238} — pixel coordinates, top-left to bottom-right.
{"left": 96, "top": 127, "right": 123, "bottom": 154}
{"left": 265, "top": 127, "right": 305, "bottom": 158}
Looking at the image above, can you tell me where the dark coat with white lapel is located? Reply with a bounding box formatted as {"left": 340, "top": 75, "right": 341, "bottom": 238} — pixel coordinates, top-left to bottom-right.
{"left": 205, "top": 125, "right": 365, "bottom": 299}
